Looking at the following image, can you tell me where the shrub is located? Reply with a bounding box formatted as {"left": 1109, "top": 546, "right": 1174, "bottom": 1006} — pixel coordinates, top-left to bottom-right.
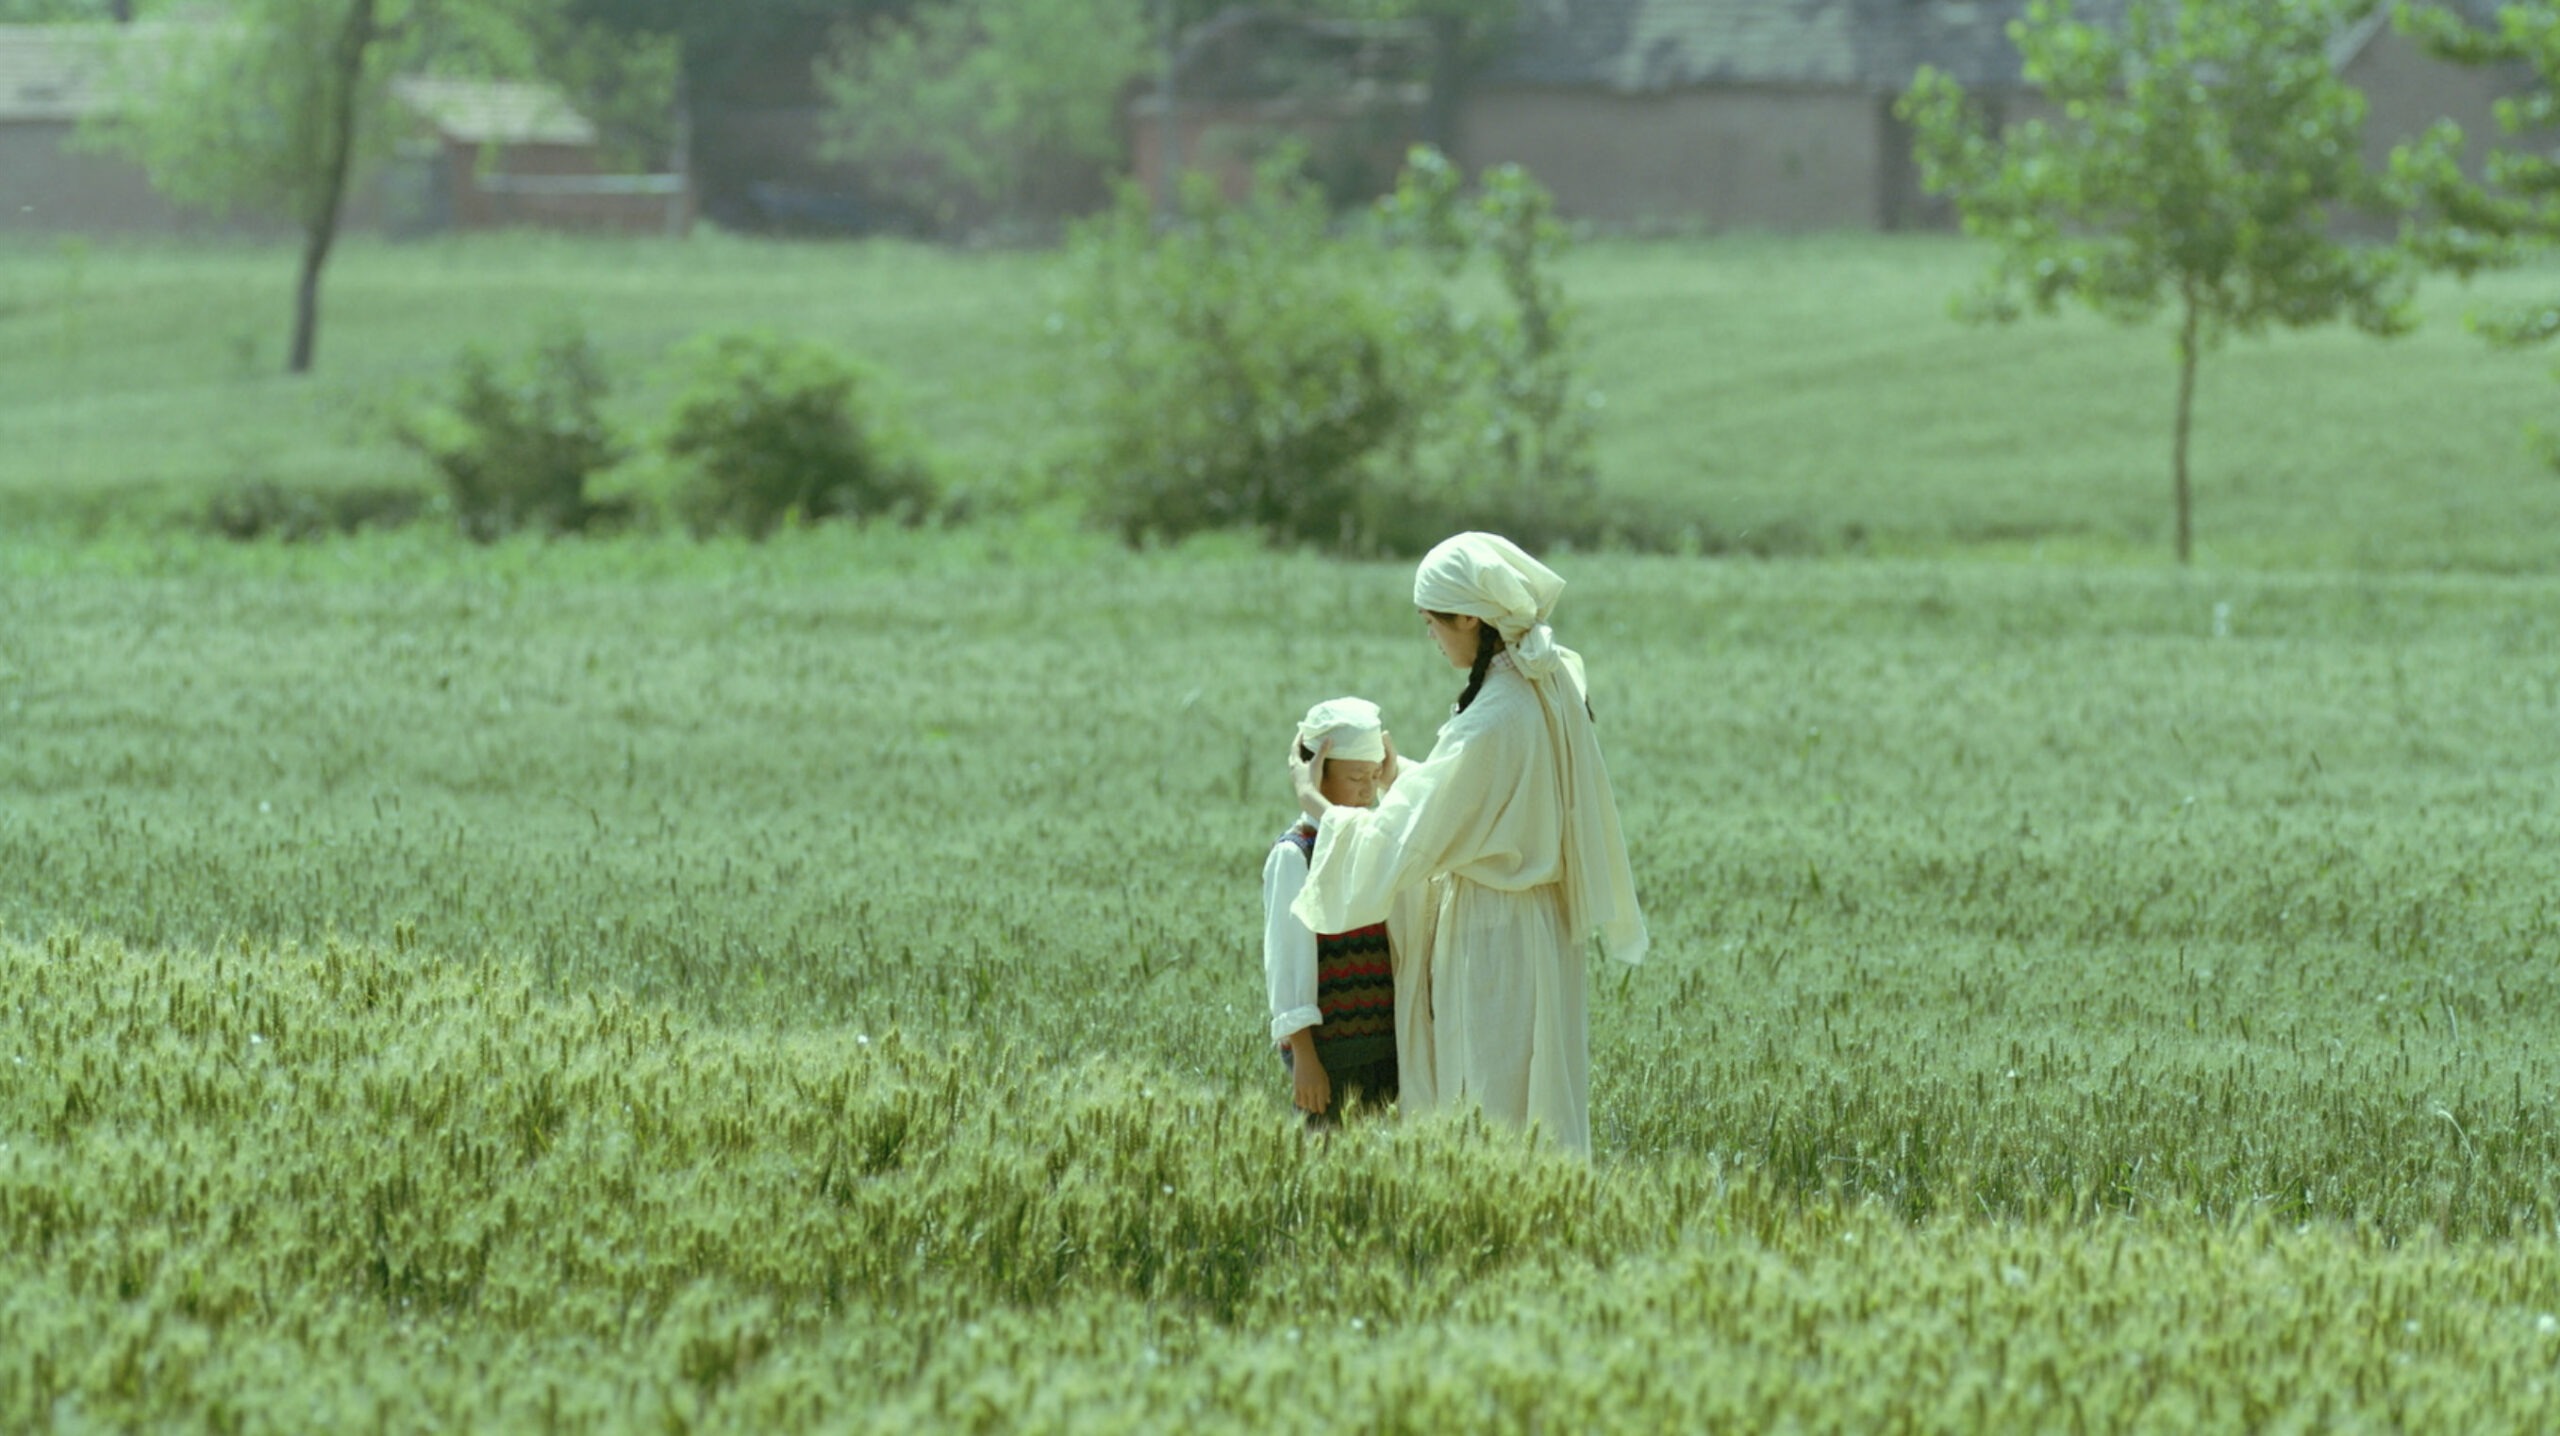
{"left": 1374, "top": 150, "right": 1602, "bottom": 541}
{"left": 1053, "top": 147, "right": 1607, "bottom": 555}
{"left": 1055, "top": 153, "right": 1455, "bottom": 552}
{"left": 661, "top": 331, "right": 935, "bottom": 539}
{"left": 396, "top": 326, "right": 627, "bottom": 543}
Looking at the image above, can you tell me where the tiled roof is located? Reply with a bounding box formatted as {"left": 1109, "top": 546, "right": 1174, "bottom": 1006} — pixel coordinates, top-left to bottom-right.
{"left": 1, "top": 24, "right": 594, "bottom": 146}
{"left": 0, "top": 22, "right": 166, "bottom": 122}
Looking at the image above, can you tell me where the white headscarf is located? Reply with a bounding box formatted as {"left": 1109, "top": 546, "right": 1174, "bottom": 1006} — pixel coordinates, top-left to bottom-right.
{"left": 1297, "top": 696, "right": 1386, "bottom": 763}
{"left": 1412, "top": 532, "right": 1647, "bottom": 965}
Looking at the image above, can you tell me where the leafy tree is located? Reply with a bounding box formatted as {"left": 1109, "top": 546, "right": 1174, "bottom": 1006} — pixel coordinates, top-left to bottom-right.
{"left": 1056, "top": 145, "right": 1602, "bottom": 554}
{"left": 91, "top": 0, "right": 552, "bottom": 375}
{"left": 817, "top": 0, "right": 1150, "bottom": 228}
{"left": 813, "top": 0, "right": 1519, "bottom": 230}
{"left": 545, "top": 1, "right": 904, "bottom": 163}
{"left": 1899, "top": 0, "right": 2419, "bottom": 564}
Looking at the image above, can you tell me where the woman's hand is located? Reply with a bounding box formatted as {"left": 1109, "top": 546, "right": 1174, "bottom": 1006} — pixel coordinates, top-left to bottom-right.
{"left": 1287, "top": 1030, "right": 1331, "bottom": 1116}
{"left": 1287, "top": 737, "right": 1330, "bottom": 820}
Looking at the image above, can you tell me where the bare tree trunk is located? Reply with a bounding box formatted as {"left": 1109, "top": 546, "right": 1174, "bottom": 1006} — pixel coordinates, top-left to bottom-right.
{"left": 288, "top": 0, "right": 380, "bottom": 376}
{"left": 2172, "top": 283, "right": 2200, "bottom": 565}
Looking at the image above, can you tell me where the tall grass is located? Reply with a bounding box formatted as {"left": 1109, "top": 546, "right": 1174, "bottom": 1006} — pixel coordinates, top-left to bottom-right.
{"left": 7, "top": 926, "right": 2560, "bottom": 1430}
{"left": 5, "top": 531, "right": 2556, "bottom": 1228}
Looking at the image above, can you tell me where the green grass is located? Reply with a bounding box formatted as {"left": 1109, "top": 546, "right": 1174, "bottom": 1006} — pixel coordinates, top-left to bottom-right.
{"left": 8, "top": 930, "right": 2560, "bottom": 1430}
{"left": 5, "top": 528, "right": 2560, "bottom": 1425}
{"left": 0, "top": 232, "right": 1063, "bottom": 528}
{"left": 1567, "top": 233, "right": 2560, "bottom": 569}
{"left": 7, "top": 230, "right": 2560, "bottom": 567}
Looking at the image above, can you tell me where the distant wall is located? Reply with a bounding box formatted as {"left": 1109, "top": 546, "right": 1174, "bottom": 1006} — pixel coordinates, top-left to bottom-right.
{"left": 430, "top": 141, "right": 677, "bottom": 235}
{"left": 2347, "top": 24, "right": 2530, "bottom": 177}
{"left": 0, "top": 120, "right": 284, "bottom": 236}
{"left": 1457, "top": 85, "right": 1887, "bottom": 231}
{"left": 0, "top": 122, "right": 658, "bottom": 239}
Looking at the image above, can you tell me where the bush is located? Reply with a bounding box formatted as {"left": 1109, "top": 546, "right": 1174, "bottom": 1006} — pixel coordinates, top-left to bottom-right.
{"left": 1053, "top": 147, "right": 1608, "bottom": 555}
{"left": 396, "top": 327, "right": 627, "bottom": 543}
{"left": 1054, "top": 154, "right": 1455, "bottom": 552}
{"left": 661, "top": 332, "right": 935, "bottom": 539}
{"left": 1370, "top": 150, "right": 1603, "bottom": 546}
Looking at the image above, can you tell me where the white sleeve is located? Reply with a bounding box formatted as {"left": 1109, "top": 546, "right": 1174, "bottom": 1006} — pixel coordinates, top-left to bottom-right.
{"left": 1262, "top": 842, "right": 1322, "bottom": 1044}
{"left": 1293, "top": 712, "right": 1508, "bottom": 935}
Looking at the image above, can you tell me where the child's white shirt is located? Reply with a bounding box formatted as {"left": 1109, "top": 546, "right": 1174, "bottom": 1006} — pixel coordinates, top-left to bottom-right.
{"left": 1261, "top": 832, "right": 1322, "bottom": 1045}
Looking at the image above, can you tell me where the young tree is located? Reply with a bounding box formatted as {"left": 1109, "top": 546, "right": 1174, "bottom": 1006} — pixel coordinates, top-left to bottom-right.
{"left": 1899, "top": 0, "right": 2419, "bottom": 564}
{"left": 92, "top": 0, "right": 547, "bottom": 375}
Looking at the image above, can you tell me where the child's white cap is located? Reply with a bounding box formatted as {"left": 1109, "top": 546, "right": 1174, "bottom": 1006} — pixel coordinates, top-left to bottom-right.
{"left": 1297, "top": 697, "right": 1386, "bottom": 763}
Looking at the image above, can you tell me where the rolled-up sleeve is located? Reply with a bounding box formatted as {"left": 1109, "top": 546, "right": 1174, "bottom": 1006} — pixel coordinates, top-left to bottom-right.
{"left": 1262, "top": 842, "right": 1321, "bottom": 1044}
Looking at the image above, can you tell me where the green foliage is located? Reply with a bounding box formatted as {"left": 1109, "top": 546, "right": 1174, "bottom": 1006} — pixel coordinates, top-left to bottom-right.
{"left": 515, "top": 15, "right": 682, "bottom": 169}
{"left": 1377, "top": 148, "right": 1600, "bottom": 541}
{"left": 662, "top": 331, "right": 934, "bottom": 537}
{"left": 1057, "top": 158, "right": 1447, "bottom": 551}
{"left": 395, "top": 325, "right": 627, "bottom": 541}
{"left": 89, "top": 0, "right": 395, "bottom": 230}
{"left": 1056, "top": 148, "right": 1606, "bottom": 554}
{"left": 10, "top": 929, "right": 2559, "bottom": 1428}
{"left": 1903, "top": 0, "right": 2410, "bottom": 333}
{"left": 817, "top": 0, "right": 1150, "bottom": 229}
{"left": 82, "top": 0, "right": 558, "bottom": 372}
{"left": 1899, "top": 0, "right": 2418, "bottom": 562}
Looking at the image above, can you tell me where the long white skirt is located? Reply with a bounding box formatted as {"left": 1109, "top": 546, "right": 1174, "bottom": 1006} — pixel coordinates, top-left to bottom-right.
{"left": 1400, "top": 876, "right": 1590, "bottom": 1154}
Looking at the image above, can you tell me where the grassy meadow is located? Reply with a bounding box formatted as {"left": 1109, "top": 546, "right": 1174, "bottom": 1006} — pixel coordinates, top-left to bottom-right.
{"left": 6, "top": 231, "right": 2560, "bottom": 1427}
{"left": 7, "top": 229, "right": 2560, "bottom": 566}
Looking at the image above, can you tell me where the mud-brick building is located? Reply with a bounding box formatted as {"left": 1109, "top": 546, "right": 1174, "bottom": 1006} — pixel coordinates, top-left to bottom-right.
{"left": 1451, "top": 0, "right": 2528, "bottom": 232}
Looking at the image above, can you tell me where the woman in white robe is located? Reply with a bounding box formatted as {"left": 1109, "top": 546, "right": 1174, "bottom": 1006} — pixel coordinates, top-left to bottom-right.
{"left": 1288, "top": 533, "right": 1646, "bottom": 1155}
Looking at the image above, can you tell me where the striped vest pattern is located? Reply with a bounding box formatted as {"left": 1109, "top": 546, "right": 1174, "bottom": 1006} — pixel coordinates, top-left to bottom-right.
{"left": 1280, "top": 824, "right": 1396, "bottom": 1071}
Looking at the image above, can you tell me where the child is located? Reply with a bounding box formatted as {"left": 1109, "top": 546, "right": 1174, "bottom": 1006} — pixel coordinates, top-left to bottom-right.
{"left": 1261, "top": 697, "right": 1398, "bottom": 1125}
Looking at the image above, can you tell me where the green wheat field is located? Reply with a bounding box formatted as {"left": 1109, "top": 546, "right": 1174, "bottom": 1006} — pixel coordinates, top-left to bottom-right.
{"left": 5, "top": 233, "right": 2560, "bottom": 1428}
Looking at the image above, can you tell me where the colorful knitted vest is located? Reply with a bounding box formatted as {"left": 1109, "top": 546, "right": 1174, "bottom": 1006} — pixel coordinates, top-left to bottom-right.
{"left": 1280, "top": 823, "right": 1396, "bottom": 1071}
